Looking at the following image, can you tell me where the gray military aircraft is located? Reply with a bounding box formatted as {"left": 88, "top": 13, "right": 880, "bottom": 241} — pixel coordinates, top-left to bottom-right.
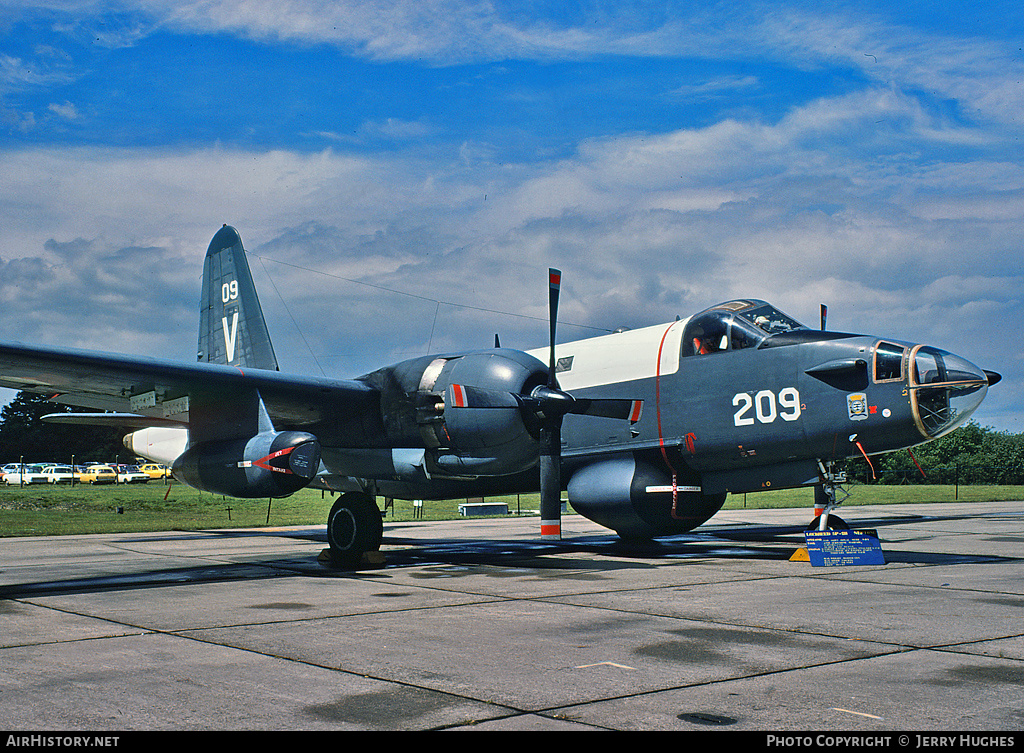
{"left": 0, "top": 226, "right": 1000, "bottom": 566}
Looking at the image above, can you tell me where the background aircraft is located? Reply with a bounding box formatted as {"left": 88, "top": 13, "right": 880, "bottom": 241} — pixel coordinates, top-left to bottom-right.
{"left": 0, "top": 226, "right": 999, "bottom": 566}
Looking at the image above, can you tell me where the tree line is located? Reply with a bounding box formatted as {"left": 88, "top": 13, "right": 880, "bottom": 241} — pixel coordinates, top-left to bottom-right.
{"left": 0, "top": 392, "right": 126, "bottom": 465}
{"left": 847, "top": 421, "right": 1024, "bottom": 485}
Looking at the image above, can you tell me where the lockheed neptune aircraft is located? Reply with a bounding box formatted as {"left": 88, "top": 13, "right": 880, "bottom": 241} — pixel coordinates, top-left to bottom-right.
{"left": 0, "top": 226, "right": 1000, "bottom": 566}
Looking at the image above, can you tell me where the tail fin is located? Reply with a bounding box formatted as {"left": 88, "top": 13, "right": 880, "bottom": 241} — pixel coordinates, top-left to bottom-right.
{"left": 198, "top": 225, "right": 279, "bottom": 371}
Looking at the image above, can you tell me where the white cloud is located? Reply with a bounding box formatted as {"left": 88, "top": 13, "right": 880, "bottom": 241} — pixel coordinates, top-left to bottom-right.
{"left": 47, "top": 99, "right": 77, "bottom": 119}
{"left": 669, "top": 75, "right": 760, "bottom": 99}
{"left": 760, "top": 7, "right": 1024, "bottom": 129}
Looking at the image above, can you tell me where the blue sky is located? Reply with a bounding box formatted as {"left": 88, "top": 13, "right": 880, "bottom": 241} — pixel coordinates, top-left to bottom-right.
{"left": 1, "top": 0, "right": 1022, "bottom": 432}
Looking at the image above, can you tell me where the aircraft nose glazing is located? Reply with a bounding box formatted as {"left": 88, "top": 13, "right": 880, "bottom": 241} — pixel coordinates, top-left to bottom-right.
{"left": 909, "top": 345, "right": 991, "bottom": 438}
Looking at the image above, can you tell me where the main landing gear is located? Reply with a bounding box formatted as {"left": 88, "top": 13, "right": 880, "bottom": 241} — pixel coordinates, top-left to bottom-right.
{"left": 324, "top": 491, "right": 384, "bottom": 568}
{"left": 807, "top": 460, "right": 850, "bottom": 531}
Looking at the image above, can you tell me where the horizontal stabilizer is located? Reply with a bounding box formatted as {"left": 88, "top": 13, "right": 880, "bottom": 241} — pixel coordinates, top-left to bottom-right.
{"left": 42, "top": 412, "right": 188, "bottom": 428}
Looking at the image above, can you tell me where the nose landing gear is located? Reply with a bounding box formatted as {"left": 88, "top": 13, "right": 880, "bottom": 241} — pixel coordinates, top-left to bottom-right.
{"left": 807, "top": 460, "right": 849, "bottom": 531}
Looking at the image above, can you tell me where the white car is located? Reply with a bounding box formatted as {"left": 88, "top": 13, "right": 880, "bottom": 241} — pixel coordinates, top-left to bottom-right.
{"left": 42, "top": 465, "right": 76, "bottom": 484}
{"left": 3, "top": 463, "right": 49, "bottom": 485}
{"left": 117, "top": 466, "right": 150, "bottom": 484}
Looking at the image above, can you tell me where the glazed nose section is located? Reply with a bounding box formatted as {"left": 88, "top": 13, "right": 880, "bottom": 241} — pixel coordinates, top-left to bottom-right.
{"left": 910, "top": 346, "right": 994, "bottom": 438}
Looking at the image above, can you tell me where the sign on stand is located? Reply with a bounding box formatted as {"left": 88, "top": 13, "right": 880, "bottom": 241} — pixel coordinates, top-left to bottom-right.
{"left": 804, "top": 529, "right": 885, "bottom": 567}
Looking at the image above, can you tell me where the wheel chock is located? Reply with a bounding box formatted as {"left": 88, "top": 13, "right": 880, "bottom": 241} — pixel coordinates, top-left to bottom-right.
{"left": 789, "top": 547, "right": 810, "bottom": 562}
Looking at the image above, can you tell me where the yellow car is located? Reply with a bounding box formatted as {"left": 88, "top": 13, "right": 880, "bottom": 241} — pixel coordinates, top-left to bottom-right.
{"left": 138, "top": 463, "right": 170, "bottom": 479}
{"left": 79, "top": 465, "right": 117, "bottom": 485}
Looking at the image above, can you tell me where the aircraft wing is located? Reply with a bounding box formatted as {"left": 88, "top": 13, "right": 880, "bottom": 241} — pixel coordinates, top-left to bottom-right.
{"left": 0, "top": 340, "right": 379, "bottom": 429}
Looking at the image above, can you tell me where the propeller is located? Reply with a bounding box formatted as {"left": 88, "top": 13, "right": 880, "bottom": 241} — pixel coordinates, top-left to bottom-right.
{"left": 446, "top": 268, "right": 642, "bottom": 540}
{"left": 538, "top": 269, "right": 564, "bottom": 540}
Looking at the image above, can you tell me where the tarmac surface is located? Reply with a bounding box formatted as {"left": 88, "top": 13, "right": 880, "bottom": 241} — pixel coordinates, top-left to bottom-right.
{"left": 1, "top": 500, "right": 1022, "bottom": 732}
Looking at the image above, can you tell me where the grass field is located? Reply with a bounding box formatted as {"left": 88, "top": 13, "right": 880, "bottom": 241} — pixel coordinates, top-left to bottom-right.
{"left": 2, "top": 480, "right": 1022, "bottom": 538}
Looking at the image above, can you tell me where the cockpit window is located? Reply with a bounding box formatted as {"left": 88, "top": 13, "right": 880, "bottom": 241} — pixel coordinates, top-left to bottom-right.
{"left": 682, "top": 300, "right": 806, "bottom": 357}
{"left": 909, "top": 345, "right": 990, "bottom": 438}
{"left": 734, "top": 303, "right": 805, "bottom": 336}
{"left": 874, "top": 341, "right": 905, "bottom": 382}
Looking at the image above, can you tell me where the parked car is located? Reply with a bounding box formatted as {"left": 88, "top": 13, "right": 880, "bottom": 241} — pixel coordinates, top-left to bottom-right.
{"left": 138, "top": 463, "right": 170, "bottom": 479}
{"left": 3, "top": 463, "right": 48, "bottom": 485}
{"left": 42, "top": 465, "right": 76, "bottom": 484}
{"left": 78, "top": 465, "right": 117, "bottom": 485}
{"left": 117, "top": 465, "right": 150, "bottom": 484}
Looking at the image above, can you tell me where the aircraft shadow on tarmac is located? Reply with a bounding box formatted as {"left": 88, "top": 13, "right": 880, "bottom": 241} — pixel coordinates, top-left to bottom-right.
{"left": 0, "top": 512, "right": 1015, "bottom": 600}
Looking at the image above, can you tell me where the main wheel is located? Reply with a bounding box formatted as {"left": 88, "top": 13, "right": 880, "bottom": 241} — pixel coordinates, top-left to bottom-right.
{"left": 326, "top": 492, "right": 383, "bottom": 568}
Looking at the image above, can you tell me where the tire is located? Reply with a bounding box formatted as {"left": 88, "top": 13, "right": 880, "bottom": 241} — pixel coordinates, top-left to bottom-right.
{"left": 326, "top": 492, "right": 383, "bottom": 568}
{"left": 806, "top": 514, "right": 849, "bottom": 531}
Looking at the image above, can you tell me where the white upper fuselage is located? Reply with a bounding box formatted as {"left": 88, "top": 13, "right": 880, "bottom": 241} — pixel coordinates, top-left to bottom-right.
{"left": 527, "top": 319, "right": 690, "bottom": 391}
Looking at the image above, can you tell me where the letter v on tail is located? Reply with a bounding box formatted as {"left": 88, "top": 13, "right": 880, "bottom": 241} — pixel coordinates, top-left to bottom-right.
{"left": 198, "top": 225, "right": 279, "bottom": 371}
{"left": 222, "top": 311, "right": 239, "bottom": 363}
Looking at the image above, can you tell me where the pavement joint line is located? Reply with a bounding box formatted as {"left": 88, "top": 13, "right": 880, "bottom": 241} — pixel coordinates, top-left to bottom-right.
{"left": 490, "top": 647, "right": 919, "bottom": 720}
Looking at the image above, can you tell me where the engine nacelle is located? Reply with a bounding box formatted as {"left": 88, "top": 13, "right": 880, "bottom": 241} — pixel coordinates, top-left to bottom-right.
{"left": 567, "top": 455, "right": 727, "bottom": 540}
{"left": 420, "top": 350, "right": 548, "bottom": 476}
{"left": 172, "top": 430, "right": 321, "bottom": 498}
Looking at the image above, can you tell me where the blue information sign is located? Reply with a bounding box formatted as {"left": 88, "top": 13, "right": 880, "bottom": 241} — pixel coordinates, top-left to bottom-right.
{"left": 804, "top": 529, "right": 885, "bottom": 567}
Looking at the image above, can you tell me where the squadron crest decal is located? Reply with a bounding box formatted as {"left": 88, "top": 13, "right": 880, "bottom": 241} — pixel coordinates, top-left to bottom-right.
{"left": 847, "top": 392, "right": 869, "bottom": 421}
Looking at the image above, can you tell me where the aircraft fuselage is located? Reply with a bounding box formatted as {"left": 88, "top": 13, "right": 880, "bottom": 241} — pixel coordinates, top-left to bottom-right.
{"left": 310, "top": 305, "right": 989, "bottom": 518}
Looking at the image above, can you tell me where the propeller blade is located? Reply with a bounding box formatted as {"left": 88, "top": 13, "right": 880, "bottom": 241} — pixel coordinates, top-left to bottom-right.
{"left": 450, "top": 384, "right": 643, "bottom": 424}
{"left": 541, "top": 267, "right": 563, "bottom": 539}
{"left": 527, "top": 385, "right": 643, "bottom": 423}
{"left": 538, "top": 418, "right": 562, "bottom": 540}
{"left": 548, "top": 268, "right": 561, "bottom": 388}
{"left": 570, "top": 397, "right": 644, "bottom": 422}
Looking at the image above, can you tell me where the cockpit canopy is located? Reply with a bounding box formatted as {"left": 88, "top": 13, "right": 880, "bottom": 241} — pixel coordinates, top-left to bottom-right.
{"left": 683, "top": 300, "right": 807, "bottom": 356}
